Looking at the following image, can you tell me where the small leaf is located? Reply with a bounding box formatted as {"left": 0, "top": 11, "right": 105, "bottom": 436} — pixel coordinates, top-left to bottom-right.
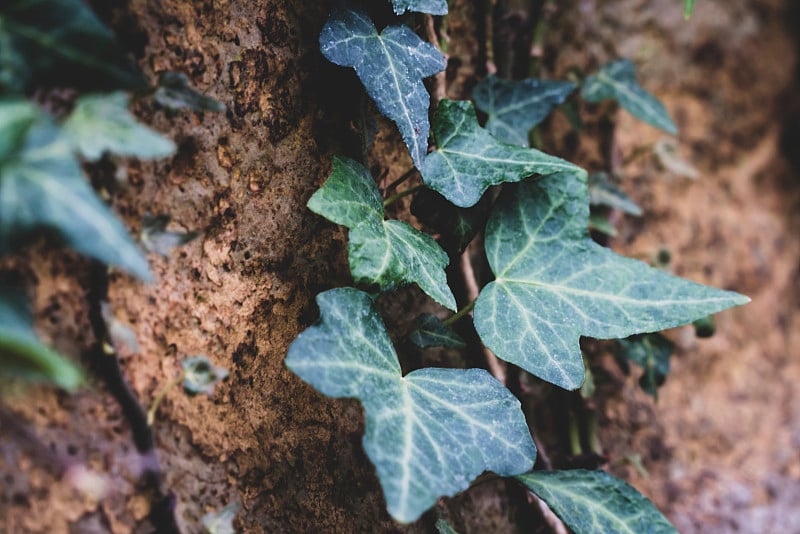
{"left": 422, "top": 100, "right": 584, "bottom": 208}
{"left": 390, "top": 0, "right": 448, "bottom": 15}
{"left": 140, "top": 214, "right": 199, "bottom": 257}
{"left": 684, "top": 0, "right": 696, "bottom": 19}
{"left": 617, "top": 333, "right": 674, "bottom": 400}
{"left": 154, "top": 72, "right": 226, "bottom": 112}
{"left": 0, "top": 101, "right": 151, "bottom": 280}
{"left": 308, "top": 156, "right": 456, "bottom": 310}
{"left": 63, "top": 92, "right": 176, "bottom": 161}
{"left": 473, "top": 173, "right": 748, "bottom": 390}
{"left": 653, "top": 138, "right": 699, "bottom": 179}
{"left": 693, "top": 314, "right": 715, "bottom": 338}
{"left": 581, "top": 60, "right": 678, "bottom": 135}
{"left": 435, "top": 517, "right": 459, "bottom": 534}
{"left": 408, "top": 314, "right": 466, "bottom": 349}
{"left": 588, "top": 172, "right": 642, "bottom": 216}
{"left": 0, "top": 287, "right": 82, "bottom": 390}
{"left": 182, "top": 355, "right": 228, "bottom": 395}
{"left": 0, "top": 0, "right": 146, "bottom": 94}
{"left": 588, "top": 212, "right": 618, "bottom": 237}
{"left": 286, "top": 288, "right": 536, "bottom": 523}
{"left": 472, "top": 75, "right": 576, "bottom": 147}
{"left": 320, "top": 10, "right": 445, "bottom": 168}
{"left": 411, "top": 188, "right": 490, "bottom": 258}
{"left": 202, "top": 500, "right": 240, "bottom": 534}
{"left": 517, "top": 470, "right": 678, "bottom": 533}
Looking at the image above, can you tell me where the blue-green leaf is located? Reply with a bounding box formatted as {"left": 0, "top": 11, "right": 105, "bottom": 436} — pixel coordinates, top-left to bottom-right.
{"left": 473, "top": 173, "right": 748, "bottom": 390}
{"left": 0, "top": 100, "right": 151, "bottom": 280}
{"left": 154, "top": 72, "right": 226, "bottom": 112}
{"left": 409, "top": 313, "right": 466, "bottom": 349}
{"left": 286, "top": 288, "right": 536, "bottom": 523}
{"left": 581, "top": 60, "right": 678, "bottom": 135}
{"left": 0, "top": 287, "right": 82, "bottom": 390}
{"left": 517, "top": 470, "right": 677, "bottom": 534}
{"left": 588, "top": 172, "right": 642, "bottom": 216}
{"left": 683, "top": 0, "right": 696, "bottom": 19}
{"left": 63, "top": 92, "right": 176, "bottom": 161}
{"left": 422, "top": 100, "right": 585, "bottom": 208}
{"left": 320, "top": 10, "right": 446, "bottom": 168}
{"left": 617, "top": 333, "right": 674, "bottom": 400}
{"left": 182, "top": 355, "right": 228, "bottom": 395}
{"left": 390, "top": 0, "right": 448, "bottom": 15}
{"left": 140, "top": 214, "right": 199, "bottom": 257}
{"left": 472, "top": 75, "right": 576, "bottom": 147}
{"left": 308, "top": 156, "right": 456, "bottom": 310}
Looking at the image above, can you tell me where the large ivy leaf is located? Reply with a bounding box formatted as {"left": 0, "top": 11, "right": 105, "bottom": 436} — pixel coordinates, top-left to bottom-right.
{"left": 390, "top": 0, "right": 448, "bottom": 15}
{"left": 472, "top": 75, "right": 576, "bottom": 147}
{"left": 308, "top": 156, "right": 455, "bottom": 310}
{"left": 473, "top": 173, "right": 748, "bottom": 390}
{"left": 319, "top": 10, "right": 446, "bottom": 168}
{"left": 617, "top": 333, "right": 674, "bottom": 400}
{"left": 63, "top": 92, "right": 176, "bottom": 161}
{"left": 0, "top": 287, "right": 82, "bottom": 390}
{"left": 0, "top": 101, "right": 151, "bottom": 280}
{"left": 517, "top": 470, "right": 677, "bottom": 533}
{"left": 286, "top": 288, "right": 536, "bottom": 523}
{"left": 0, "top": 0, "right": 146, "bottom": 94}
{"left": 421, "top": 100, "right": 584, "bottom": 208}
{"left": 581, "top": 60, "right": 677, "bottom": 135}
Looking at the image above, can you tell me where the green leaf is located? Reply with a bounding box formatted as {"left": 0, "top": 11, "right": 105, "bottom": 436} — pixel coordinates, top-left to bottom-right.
{"left": 422, "top": 100, "right": 585, "bottom": 208}
{"left": 408, "top": 314, "right": 466, "bottom": 349}
{"left": 390, "top": 0, "right": 448, "bottom": 15}
{"left": 140, "top": 214, "right": 199, "bottom": 257}
{"left": 62, "top": 92, "right": 176, "bottom": 161}
{"left": 0, "top": 0, "right": 146, "bottom": 94}
{"left": 516, "top": 470, "right": 677, "bottom": 534}
{"left": 0, "top": 100, "right": 151, "bottom": 280}
{"left": 683, "top": 0, "right": 696, "bottom": 19}
{"left": 286, "top": 288, "right": 536, "bottom": 523}
{"left": 411, "top": 188, "right": 490, "bottom": 258}
{"left": 0, "top": 287, "right": 82, "bottom": 390}
{"left": 154, "top": 72, "right": 226, "bottom": 112}
{"left": 182, "top": 355, "right": 228, "bottom": 395}
{"left": 320, "top": 10, "right": 446, "bottom": 168}
{"left": 435, "top": 517, "right": 459, "bottom": 534}
{"left": 472, "top": 75, "right": 576, "bottom": 147}
{"left": 617, "top": 333, "right": 674, "bottom": 400}
{"left": 588, "top": 212, "right": 618, "bottom": 237}
{"left": 308, "top": 156, "right": 456, "bottom": 310}
{"left": 473, "top": 173, "right": 748, "bottom": 390}
{"left": 588, "top": 172, "right": 642, "bottom": 216}
{"left": 581, "top": 60, "right": 678, "bottom": 135}
{"left": 202, "top": 500, "right": 240, "bottom": 534}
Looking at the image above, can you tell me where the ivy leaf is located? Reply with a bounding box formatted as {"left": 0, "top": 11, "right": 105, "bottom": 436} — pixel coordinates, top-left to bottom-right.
{"left": 517, "top": 470, "right": 678, "bottom": 533}
{"left": 154, "top": 72, "right": 226, "bottom": 112}
{"left": 0, "top": 0, "right": 146, "bottom": 95}
{"left": 581, "top": 60, "right": 678, "bottom": 135}
{"left": 588, "top": 172, "right": 642, "bottom": 216}
{"left": 411, "top": 188, "right": 491, "bottom": 258}
{"left": 588, "top": 212, "right": 618, "bottom": 237}
{"left": 473, "top": 173, "right": 748, "bottom": 390}
{"left": 140, "top": 214, "right": 199, "bottom": 257}
{"left": 408, "top": 314, "right": 466, "bottom": 349}
{"left": 389, "top": 0, "right": 448, "bottom": 16}
{"left": 422, "top": 100, "right": 585, "bottom": 208}
{"left": 0, "top": 287, "right": 82, "bottom": 390}
{"left": 286, "top": 288, "right": 536, "bottom": 523}
{"left": 319, "top": 9, "right": 446, "bottom": 168}
{"left": 201, "top": 500, "right": 240, "bottom": 534}
{"left": 308, "top": 156, "right": 456, "bottom": 310}
{"left": 472, "top": 75, "right": 576, "bottom": 147}
{"left": 182, "top": 355, "right": 228, "bottom": 396}
{"left": 617, "top": 333, "right": 674, "bottom": 400}
{"left": 63, "top": 92, "right": 176, "bottom": 161}
{"left": 684, "top": 0, "right": 696, "bottom": 19}
{"left": 0, "top": 101, "right": 151, "bottom": 280}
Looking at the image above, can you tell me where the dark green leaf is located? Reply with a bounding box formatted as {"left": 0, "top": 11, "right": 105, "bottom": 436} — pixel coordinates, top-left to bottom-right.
{"left": 517, "top": 470, "right": 677, "bottom": 534}
{"left": 62, "top": 92, "right": 176, "bottom": 161}
{"left": 411, "top": 186, "right": 491, "bottom": 258}
{"left": 308, "top": 156, "right": 456, "bottom": 310}
{"left": 472, "top": 75, "right": 576, "bottom": 147}
{"left": 0, "top": 0, "right": 146, "bottom": 94}
{"left": 693, "top": 314, "right": 715, "bottom": 338}
{"left": 154, "top": 72, "right": 226, "bottom": 112}
{"left": 473, "top": 173, "right": 748, "bottom": 390}
{"left": 581, "top": 60, "right": 678, "bottom": 135}
{"left": 390, "top": 0, "right": 448, "bottom": 15}
{"left": 0, "top": 287, "right": 82, "bottom": 390}
{"left": 588, "top": 172, "right": 642, "bottom": 216}
{"left": 617, "top": 333, "right": 674, "bottom": 399}
{"left": 286, "top": 288, "right": 536, "bottom": 523}
{"left": 182, "top": 355, "right": 228, "bottom": 395}
{"left": 140, "top": 214, "right": 199, "bottom": 257}
{"left": 408, "top": 314, "right": 466, "bottom": 349}
{"left": 0, "top": 101, "right": 151, "bottom": 280}
{"left": 422, "top": 100, "right": 585, "bottom": 208}
{"left": 320, "top": 10, "right": 446, "bottom": 168}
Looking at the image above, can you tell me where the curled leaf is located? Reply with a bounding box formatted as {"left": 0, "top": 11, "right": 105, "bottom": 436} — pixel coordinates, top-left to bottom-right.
{"left": 183, "top": 355, "right": 228, "bottom": 395}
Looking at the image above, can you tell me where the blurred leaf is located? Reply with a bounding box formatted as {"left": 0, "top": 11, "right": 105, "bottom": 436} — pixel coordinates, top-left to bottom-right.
{"left": 588, "top": 172, "right": 642, "bottom": 216}
{"left": 411, "top": 188, "right": 490, "bottom": 258}
{"left": 154, "top": 72, "right": 225, "bottom": 112}
{"left": 0, "top": 287, "right": 82, "bottom": 390}
{"left": 684, "top": 0, "right": 696, "bottom": 19}
{"left": 63, "top": 92, "right": 176, "bottom": 161}
{"left": 588, "top": 212, "right": 618, "bottom": 237}
{"left": 693, "top": 314, "right": 715, "bottom": 338}
{"left": 202, "top": 500, "right": 240, "bottom": 534}
{"left": 0, "top": 101, "right": 152, "bottom": 280}
{"left": 140, "top": 214, "right": 199, "bottom": 257}
{"left": 653, "top": 138, "right": 699, "bottom": 179}
{"left": 183, "top": 355, "right": 228, "bottom": 396}
{"left": 390, "top": 0, "right": 447, "bottom": 15}
{"left": 408, "top": 314, "right": 466, "bottom": 349}
{"left": 0, "top": 0, "right": 146, "bottom": 94}
{"left": 617, "top": 333, "right": 674, "bottom": 400}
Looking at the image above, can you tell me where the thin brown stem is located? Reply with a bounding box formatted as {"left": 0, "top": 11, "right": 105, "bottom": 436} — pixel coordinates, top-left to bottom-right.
{"left": 383, "top": 168, "right": 418, "bottom": 196}
{"left": 383, "top": 184, "right": 425, "bottom": 207}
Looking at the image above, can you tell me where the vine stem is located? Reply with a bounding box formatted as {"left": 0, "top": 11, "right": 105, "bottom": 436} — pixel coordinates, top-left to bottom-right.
{"left": 147, "top": 371, "right": 186, "bottom": 426}
{"left": 383, "top": 167, "right": 417, "bottom": 196}
{"left": 383, "top": 184, "right": 424, "bottom": 207}
{"left": 442, "top": 299, "right": 475, "bottom": 327}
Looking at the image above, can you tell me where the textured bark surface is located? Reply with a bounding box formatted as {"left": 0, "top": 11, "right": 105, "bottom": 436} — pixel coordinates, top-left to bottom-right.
{"left": 1, "top": 0, "right": 800, "bottom": 532}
